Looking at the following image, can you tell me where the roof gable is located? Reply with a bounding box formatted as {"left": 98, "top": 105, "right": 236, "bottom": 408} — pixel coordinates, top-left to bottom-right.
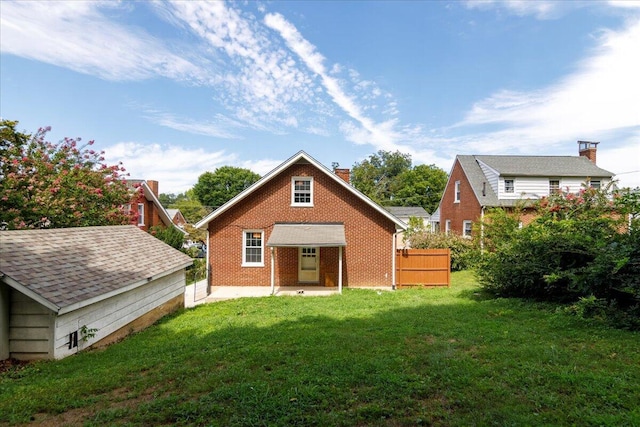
{"left": 195, "top": 151, "right": 406, "bottom": 230}
{"left": 0, "top": 226, "right": 192, "bottom": 312}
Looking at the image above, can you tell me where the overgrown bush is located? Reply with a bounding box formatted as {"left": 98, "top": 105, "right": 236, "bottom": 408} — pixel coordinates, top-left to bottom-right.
{"left": 475, "top": 185, "right": 640, "bottom": 329}
{"left": 149, "top": 225, "right": 185, "bottom": 250}
{"left": 406, "top": 230, "right": 475, "bottom": 271}
{"left": 186, "top": 258, "right": 206, "bottom": 285}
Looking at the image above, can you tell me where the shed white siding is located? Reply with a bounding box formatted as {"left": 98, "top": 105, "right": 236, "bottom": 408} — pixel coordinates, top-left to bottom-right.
{"left": 53, "top": 270, "right": 185, "bottom": 359}
{"left": 1, "top": 284, "right": 10, "bottom": 360}
{"left": 8, "top": 289, "right": 55, "bottom": 360}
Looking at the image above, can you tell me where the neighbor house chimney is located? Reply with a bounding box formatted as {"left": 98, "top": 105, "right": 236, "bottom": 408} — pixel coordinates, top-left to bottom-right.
{"left": 334, "top": 168, "right": 350, "bottom": 184}
{"left": 146, "top": 180, "right": 159, "bottom": 196}
{"left": 578, "top": 141, "right": 599, "bottom": 164}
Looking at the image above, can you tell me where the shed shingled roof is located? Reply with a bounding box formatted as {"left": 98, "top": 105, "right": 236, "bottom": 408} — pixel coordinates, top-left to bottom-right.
{"left": 0, "top": 225, "right": 192, "bottom": 311}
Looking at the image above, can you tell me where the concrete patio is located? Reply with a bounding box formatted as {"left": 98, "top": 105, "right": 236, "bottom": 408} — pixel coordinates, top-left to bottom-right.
{"left": 184, "top": 280, "right": 342, "bottom": 308}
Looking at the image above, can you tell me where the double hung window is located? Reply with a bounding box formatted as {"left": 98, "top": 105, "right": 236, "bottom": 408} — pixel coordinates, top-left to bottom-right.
{"left": 292, "top": 177, "right": 313, "bottom": 206}
{"left": 243, "top": 230, "right": 264, "bottom": 266}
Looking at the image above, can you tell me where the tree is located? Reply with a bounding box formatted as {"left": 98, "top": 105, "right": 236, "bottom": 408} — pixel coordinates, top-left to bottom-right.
{"left": 0, "top": 120, "right": 137, "bottom": 229}
{"left": 392, "top": 164, "right": 448, "bottom": 213}
{"left": 351, "top": 150, "right": 447, "bottom": 212}
{"left": 193, "top": 166, "right": 260, "bottom": 210}
{"left": 172, "top": 189, "right": 210, "bottom": 224}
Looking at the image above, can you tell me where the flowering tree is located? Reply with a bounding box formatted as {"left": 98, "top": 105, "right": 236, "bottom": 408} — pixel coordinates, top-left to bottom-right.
{"left": 1, "top": 120, "right": 138, "bottom": 229}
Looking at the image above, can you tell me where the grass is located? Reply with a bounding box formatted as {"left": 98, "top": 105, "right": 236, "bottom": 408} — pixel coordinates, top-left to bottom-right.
{"left": 1, "top": 271, "right": 639, "bottom": 426}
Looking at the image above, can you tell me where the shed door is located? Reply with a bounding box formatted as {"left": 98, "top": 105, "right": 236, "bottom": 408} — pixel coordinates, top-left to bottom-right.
{"left": 298, "top": 247, "right": 319, "bottom": 283}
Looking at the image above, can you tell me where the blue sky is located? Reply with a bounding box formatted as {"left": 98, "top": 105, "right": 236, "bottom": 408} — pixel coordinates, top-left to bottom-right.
{"left": 1, "top": 0, "right": 639, "bottom": 194}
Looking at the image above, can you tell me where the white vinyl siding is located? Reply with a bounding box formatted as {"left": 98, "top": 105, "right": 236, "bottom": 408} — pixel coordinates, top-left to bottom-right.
{"left": 495, "top": 177, "right": 609, "bottom": 199}
{"left": 477, "top": 160, "right": 500, "bottom": 195}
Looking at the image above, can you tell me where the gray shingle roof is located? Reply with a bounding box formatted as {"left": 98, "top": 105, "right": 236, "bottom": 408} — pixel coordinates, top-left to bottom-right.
{"left": 385, "top": 206, "right": 430, "bottom": 218}
{"left": 0, "top": 225, "right": 192, "bottom": 311}
{"left": 458, "top": 154, "right": 614, "bottom": 208}
{"left": 474, "top": 155, "right": 613, "bottom": 177}
{"left": 267, "top": 223, "right": 346, "bottom": 247}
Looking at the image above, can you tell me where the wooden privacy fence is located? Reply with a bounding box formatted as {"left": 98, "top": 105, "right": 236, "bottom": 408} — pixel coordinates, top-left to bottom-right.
{"left": 395, "top": 249, "right": 451, "bottom": 288}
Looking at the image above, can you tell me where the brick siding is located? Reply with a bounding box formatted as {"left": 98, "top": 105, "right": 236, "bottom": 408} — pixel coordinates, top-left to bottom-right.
{"left": 208, "top": 162, "right": 397, "bottom": 287}
{"left": 439, "top": 159, "right": 482, "bottom": 235}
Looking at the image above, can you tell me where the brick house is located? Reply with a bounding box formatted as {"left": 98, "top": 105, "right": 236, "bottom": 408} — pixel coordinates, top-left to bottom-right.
{"left": 167, "top": 209, "right": 188, "bottom": 227}
{"left": 195, "top": 151, "right": 407, "bottom": 293}
{"left": 127, "top": 180, "right": 175, "bottom": 232}
{"left": 438, "top": 141, "right": 615, "bottom": 236}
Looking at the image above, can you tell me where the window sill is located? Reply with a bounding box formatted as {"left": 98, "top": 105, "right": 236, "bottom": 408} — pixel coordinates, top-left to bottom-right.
{"left": 291, "top": 204, "right": 314, "bottom": 208}
{"left": 242, "top": 263, "right": 264, "bottom": 268}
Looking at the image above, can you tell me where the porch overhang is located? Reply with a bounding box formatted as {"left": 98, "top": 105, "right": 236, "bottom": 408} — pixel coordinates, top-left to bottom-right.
{"left": 266, "top": 223, "right": 346, "bottom": 247}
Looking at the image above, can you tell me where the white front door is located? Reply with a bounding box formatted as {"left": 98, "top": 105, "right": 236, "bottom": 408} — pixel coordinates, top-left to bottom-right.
{"left": 298, "top": 247, "right": 319, "bottom": 283}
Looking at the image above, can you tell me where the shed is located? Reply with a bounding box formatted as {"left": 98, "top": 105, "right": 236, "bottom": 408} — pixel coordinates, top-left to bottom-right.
{"left": 0, "top": 225, "right": 192, "bottom": 360}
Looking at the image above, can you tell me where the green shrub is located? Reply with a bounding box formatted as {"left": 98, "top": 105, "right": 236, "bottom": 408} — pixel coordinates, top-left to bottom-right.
{"left": 149, "top": 225, "right": 185, "bottom": 250}
{"left": 406, "top": 231, "right": 475, "bottom": 271}
{"left": 474, "top": 185, "right": 640, "bottom": 329}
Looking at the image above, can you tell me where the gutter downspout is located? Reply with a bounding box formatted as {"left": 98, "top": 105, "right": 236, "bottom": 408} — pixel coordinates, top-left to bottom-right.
{"left": 392, "top": 229, "right": 400, "bottom": 290}
{"left": 270, "top": 247, "right": 275, "bottom": 296}
{"left": 480, "top": 206, "right": 485, "bottom": 254}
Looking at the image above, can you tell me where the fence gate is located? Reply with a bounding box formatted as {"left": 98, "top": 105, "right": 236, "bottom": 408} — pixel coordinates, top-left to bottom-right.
{"left": 395, "top": 249, "right": 450, "bottom": 288}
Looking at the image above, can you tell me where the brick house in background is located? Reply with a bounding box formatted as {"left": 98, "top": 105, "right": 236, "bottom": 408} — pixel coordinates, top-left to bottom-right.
{"left": 195, "top": 151, "right": 407, "bottom": 292}
{"left": 167, "top": 209, "right": 188, "bottom": 227}
{"left": 127, "top": 180, "right": 175, "bottom": 232}
{"left": 438, "top": 141, "right": 615, "bottom": 237}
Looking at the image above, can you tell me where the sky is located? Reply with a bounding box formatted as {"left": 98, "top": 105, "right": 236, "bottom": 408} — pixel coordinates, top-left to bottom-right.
{"left": 1, "top": 0, "right": 639, "bottom": 194}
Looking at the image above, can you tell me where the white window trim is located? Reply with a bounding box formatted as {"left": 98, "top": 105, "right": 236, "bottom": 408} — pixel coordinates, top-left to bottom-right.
{"left": 463, "top": 220, "right": 472, "bottom": 238}
{"left": 504, "top": 178, "right": 515, "bottom": 194}
{"left": 242, "top": 229, "right": 264, "bottom": 267}
{"left": 454, "top": 180, "right": 461, "bottom": 203}
{"left": 445, "top": 220, "right": 451, "bottom": 234}
{"left": 291, "top": 176, "right": 314, "bottom": 207}
{"left": 137, "top": 203, "right": 145, "bottom": 226}
{"left": 549, "top": 179, "right": 561, "bottom": 195}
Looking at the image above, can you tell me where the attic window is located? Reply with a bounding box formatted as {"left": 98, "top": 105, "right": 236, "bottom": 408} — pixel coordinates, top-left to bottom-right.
{"left": 454, "top": 181, "right": 461, "bottom": 203}
{"left": 549, "top": 179, "right": 560, "bottom": 194}
{"left": 292, "top": 177, "right": 313, "bottom": 206}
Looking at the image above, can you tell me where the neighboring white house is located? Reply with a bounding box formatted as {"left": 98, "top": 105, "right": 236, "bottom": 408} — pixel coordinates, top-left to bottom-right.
{"left": 385, "top": 206, "right": 433, "bottom": 248}
{"left": 0, "top": 225, "right": 192, "bottom": 360}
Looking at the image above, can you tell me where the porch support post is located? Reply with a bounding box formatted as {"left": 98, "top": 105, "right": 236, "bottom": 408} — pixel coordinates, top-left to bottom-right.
{"left": 338, "top": 246, "right": 343, "bottom": 294}
{"left": 270, "top": 247, "right": 275, "bottom": 295}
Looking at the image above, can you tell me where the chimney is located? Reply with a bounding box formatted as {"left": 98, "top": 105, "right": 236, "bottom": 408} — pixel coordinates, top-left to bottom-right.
{"left": 334, "top": 168, "right": 350, "bottom": 184}
{"left": 146, "top": 180, "right": 159, "bottom": 196}
{"left": 578, "top": 141, "right": 599, "bottom": 164}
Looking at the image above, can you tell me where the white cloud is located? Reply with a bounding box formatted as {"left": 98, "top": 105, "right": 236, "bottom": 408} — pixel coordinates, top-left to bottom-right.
{"left": 103, "top": 142, "right": 286, "bottom": 194}
{"left": 0, "top": 1, "right": 209, "bottom": 82}
{"left": 448, "top": 20, "right": 640, "bottom": 186}
{"left": 141, "top": 109, "right": 244, "bottom": 139}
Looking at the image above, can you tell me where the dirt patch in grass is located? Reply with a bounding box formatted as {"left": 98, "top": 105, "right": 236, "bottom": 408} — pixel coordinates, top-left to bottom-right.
{"left": 0, "top": 358, "right": 31, "bottom": 375}
{"left": 22, "top": 385, "right": 167, "bottom": 426}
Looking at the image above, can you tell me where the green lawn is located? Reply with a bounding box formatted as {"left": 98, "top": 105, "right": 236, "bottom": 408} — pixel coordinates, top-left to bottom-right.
{"left": 2, "top": 271, "right": 639, "bottom": 426}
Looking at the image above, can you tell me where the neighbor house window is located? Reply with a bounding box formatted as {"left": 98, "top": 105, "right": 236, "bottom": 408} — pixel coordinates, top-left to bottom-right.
{"left": 445, "top": 220, "right": 451, "bottom": 234}
{"left": 292, "top": 177, "right": 313, "bottom": 206}
{"left": 590, "top": 180, "right": 601, "bottom": 189}
{"left": 549, "top": 179, "right": 560, "bottom": 194}
{"left": 454, "top": 181, "right": 461, "bottom": 203}
{"left": 243, "top": 230, "right": 264, "bottom": 266}
{"left": 463, "top": 220, "right": 472, "bottom": 238}
{"left": 504, "top": 179, "right": 515, "bottom": 193}
{"left": 137, "top": 203, "right": 145, "bottom": 226}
